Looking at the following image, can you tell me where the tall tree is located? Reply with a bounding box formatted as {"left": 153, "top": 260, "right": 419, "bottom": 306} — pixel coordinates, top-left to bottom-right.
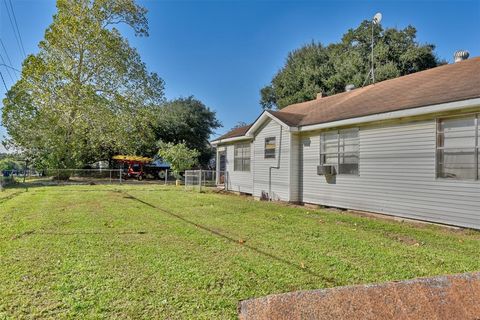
{"left": 261, "top": 21, "right": 443, "bottom": 110}
{"left": 153, "top": 96, "right": 221, "bottom": 166}
{"left": 1, "top": 0, "right": 165, "bottom": 169}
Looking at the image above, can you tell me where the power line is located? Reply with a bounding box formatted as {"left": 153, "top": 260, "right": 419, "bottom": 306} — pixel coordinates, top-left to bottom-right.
{"left": 0, "top": 63, "right": 21, "bottom": 74}
{"left": 0, "top": 70, "right": 17, "bottom": 118}
{"left": 0, "top": 52, "right": 15, "bottom": 83}
{"left": 0, "top": 70, "right": 9, "bottom": 92}
{"left": 0, "top": 39, "right": 15, "bottom": 70}
{"left": 2, "top": 0, "right": 25, "bottom": 58}
{"left": 7, "top": 0, "right": 26, "bottom": 57}
{"left": 0, "top": 39, "right": 19, "bottom": 81}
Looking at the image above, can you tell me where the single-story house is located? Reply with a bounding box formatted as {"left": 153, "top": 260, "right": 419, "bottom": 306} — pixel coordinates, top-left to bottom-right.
{"left": 211, "top": 55, "right": 480, "bottom": 229}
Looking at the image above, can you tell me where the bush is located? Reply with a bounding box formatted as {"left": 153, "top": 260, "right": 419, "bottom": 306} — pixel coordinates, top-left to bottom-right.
{"left": 157, "top": 142, "right": 200, "bottom": 179}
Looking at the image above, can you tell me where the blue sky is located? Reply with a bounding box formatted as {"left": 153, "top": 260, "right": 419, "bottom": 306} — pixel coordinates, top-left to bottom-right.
{"left": 1, "top": 0, "right": 479, "bottom": 153}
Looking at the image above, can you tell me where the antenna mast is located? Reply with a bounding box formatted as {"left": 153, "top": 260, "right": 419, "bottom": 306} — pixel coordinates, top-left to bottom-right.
{"left": 363, "top": 12, "right": 382, "bottom": 86}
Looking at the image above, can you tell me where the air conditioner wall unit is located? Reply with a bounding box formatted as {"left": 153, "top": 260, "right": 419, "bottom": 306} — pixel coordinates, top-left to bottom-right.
{"left": 317, "top": 165, "right": 336, "bottom": 175}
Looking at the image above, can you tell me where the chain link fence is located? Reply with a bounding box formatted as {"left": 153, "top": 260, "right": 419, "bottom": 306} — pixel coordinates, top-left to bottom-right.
{"left": 0, "top": 168, "right": 190, "bottom": 189}
{"left": 184, "top": 170, "right": 221, "bottom": 191}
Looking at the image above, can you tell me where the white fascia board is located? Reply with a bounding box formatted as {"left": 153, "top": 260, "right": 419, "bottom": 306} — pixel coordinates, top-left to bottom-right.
{"left": 211, "top": 135, "right": 252, "bottom": 146}
{"left": 213, "top": 111, "right": 296, "bottom": 146}
{"left": 213, "top": 98, "right": 480, "bottom": 145}
{"left": 244, "top": 111, "right": 294, "bottom": 137}
{"left": 298, "top": 98, "right": 480, "bottom": 132}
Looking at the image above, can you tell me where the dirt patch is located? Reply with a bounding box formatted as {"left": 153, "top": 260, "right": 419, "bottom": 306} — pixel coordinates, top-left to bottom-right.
{"left": 11, "top": 230, "right": 35, "bottom": 240}
{"left": 385, "top": 232, "right": 422, "bottom": 246}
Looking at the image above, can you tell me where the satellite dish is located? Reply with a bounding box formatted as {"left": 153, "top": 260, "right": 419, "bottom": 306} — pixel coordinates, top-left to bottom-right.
{"left": 373, "top": 12, "right": 382, "bottom": 24}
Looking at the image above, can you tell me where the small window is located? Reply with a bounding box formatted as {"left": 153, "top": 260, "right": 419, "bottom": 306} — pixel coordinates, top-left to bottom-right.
{"left": 234, "top": 143, "right": 250, "bottom": 172}
{"left": 320, "top": 132, "right": 338, "bottom": 166}
{"left": 339, "top": 129, "right": 359, "bottom": 175}
{"left": 437, "top": 115, "right": 478, "bottom": 180}
{"left": 320, "top": 128, "right": 359, "bottom": 175}
{"left": 265, "top": 137, "right": 276, "bottom": 159}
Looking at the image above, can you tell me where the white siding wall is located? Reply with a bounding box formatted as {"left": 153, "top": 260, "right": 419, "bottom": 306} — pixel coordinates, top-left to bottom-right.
{"left": 224, "top": 143, "right": 253, "bottom": 194}
{"left": 289, "top": 133, "right": 301, "bottom": 202}
{"left": 301, "top": 118, "right": 480, "bottom": 229}
{"left": 253, "top": 120, "right": 292, "bottom": 201}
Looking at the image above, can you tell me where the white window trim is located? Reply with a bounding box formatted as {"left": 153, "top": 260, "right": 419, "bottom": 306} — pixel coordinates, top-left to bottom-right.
{"left": 320, "top": 128, "right": 360, "bottom": 176}
{"left": 234, "top": 143, "right": 251, "bottom": 172}
{"left": 435, "top": 113, "right": 479, "bottom": 181}
{"left": 264, "top": 137, "right": 276, "bottom": 159}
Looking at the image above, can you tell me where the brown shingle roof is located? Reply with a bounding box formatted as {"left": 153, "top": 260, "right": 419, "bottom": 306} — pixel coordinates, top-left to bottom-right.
{"left": 268, "top": 111, "right": 305, "bottom": 126}
{"left": 214, "top": 57, "right": 480, "bottom": 141}
{"left": 215, "top": 124, "right": 251, "bottom": 141}
{"left": 280, "top": 57, "right": 480, "bottom": 126}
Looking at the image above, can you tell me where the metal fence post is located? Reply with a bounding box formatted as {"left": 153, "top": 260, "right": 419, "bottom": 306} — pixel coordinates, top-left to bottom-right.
{"left": 165, "top": 169, "right": 168, "bottom": 185}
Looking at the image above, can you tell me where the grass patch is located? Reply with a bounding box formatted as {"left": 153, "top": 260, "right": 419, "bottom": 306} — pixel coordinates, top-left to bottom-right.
{"left": 1, "top": 185, "right": 479, "bottom": 319}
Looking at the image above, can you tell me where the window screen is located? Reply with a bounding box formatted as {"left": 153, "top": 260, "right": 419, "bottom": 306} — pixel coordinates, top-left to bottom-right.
{"left": 265, "top": 137, "right": 276, "bottom": 159}
{"left": 234, "top": 143, "right": 250, "bottom": 172}
{"left": 437, "top": 115, "right": 478, "bottom": 180}
{"left": 320, "top": 128, "right": 359, "bottom": 175}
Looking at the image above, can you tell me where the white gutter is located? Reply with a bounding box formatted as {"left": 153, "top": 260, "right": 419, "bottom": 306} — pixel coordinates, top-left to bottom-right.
{"left": 212, "top": 111, "right": 293, "bottom": 146}
{"left": 298, "top": 98, "right": 480, "bottom": 132}
{"left": 212, "top": 97, "right": 480, "bottom": 145}
{"left": 211, "top": 135, "right": 252, "bottom": 146}
{"left": 268, "top": 126, "right": 282, "bottom": 201}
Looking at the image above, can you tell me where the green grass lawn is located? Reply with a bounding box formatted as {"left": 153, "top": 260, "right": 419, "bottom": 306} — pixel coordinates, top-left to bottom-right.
{"left": 1, "top": 185, "right": 479, "bottom": 319}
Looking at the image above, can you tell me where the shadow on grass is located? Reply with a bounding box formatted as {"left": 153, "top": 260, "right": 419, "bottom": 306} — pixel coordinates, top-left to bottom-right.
{"left": 2, "top": 179, "right": 173, "bottom": 191}
{"left": 2, "top": 184, "right": 176, "bottom": 194}
{"left": 11, "top": 230, "right": 147, "bottom": 240}
{"left": 0, "top": 191, "right": 24, "bottom": 204}
{"left": 121, "top": 191, "right": 338, "bottom": 286}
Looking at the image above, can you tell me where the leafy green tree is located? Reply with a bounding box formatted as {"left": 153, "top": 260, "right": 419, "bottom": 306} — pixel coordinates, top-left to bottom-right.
{"left": 261, "top": 42, "right": 331, "bottom": 109}
{"left": 157, "top": 141, "right": 200, "bottom": 179}
{"left": 2, "top": 0, "right": 165, "bottom": 169}
{"left": 153, "top": 96, "right": 221, "bottom": 166}
{"left": 261, "top": 21, "right": 443, "bottom": 109}
{"left": 0, "top": 158, "right": 21, "bottom": 171}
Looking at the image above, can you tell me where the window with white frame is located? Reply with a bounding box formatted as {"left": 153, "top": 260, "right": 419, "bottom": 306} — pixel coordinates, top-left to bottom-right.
{"left": 264, "top": 137, "right": 276, "bottom": 159}
{"left": 320, "top": 128, "right": 359, "bottom": 175}
{"left": 234, "top": 143, "right": 251, "bottom": 172}
{"left": 436, "top": 114, "right": 479, "bottom": 180}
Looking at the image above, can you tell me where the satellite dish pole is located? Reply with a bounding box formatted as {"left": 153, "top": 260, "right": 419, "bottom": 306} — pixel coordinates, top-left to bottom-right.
{"left": 364, "top": 12, "right": 382, "bottom": 86}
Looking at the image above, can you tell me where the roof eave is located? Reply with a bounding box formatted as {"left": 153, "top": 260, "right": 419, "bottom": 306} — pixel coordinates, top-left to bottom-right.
{"left": 213, "top": 97, "right": 480, "bottom": 146}
{"left": 298, "top": 97, "right": 480, "bottom": 132}
{"left": 244, "top": 110, "right": 297, "bottom": 136}
{"left": 211, "top": 135, "right": 253, "bottom": 146}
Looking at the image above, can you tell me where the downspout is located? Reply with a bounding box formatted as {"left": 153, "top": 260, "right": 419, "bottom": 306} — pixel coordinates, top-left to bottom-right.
{"left": 217, "top": 150, "right": 227, "bottom": 191}
{"left": 268, "top": 126, "right": 282, "bottom": 201}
